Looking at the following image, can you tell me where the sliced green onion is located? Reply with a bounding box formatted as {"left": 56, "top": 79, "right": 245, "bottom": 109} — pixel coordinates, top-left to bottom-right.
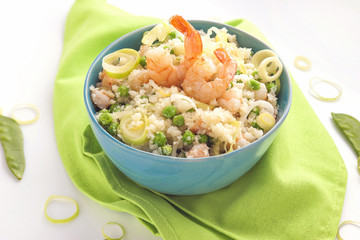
{"left": 10, "top": 103, "right": 40, "bottom": 125}
{"left": 119, "top": 113, "right": 149, "bottom": 145}
{"left": 294, "top": 55, "right": 312, "bottom": 71}
{"left": 44, "top": 195, "right": 79, "bottom": 224}
{"left": 102, "top": 222, "right": 125, "bottom": 240}
{"left": 309, "top": 77, "right": 342, "bottom": 101}
{"left": 102, "top": 48, "right": 140, "bottom": 79}
{"left": 337, "top": 220, "right": 360, "bottom": 240}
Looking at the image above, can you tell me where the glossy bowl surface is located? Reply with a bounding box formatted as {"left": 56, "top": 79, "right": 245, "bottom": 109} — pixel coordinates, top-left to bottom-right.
{"left": 84, "top": 20, "right": 292, "bottom": 195}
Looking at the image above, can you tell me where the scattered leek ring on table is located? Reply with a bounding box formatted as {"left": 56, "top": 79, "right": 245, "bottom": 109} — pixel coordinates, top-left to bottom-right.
{"left": 102, "top": 48, "right": 140, "bottom": 79}
{"left": 119, "top": 113, "right": 149, "bottom": 145}
{"left": 251, "top": 49, "right": 276, "bottom": 68}
{"left": 258, "top": 56, "right": 283, "bottom": 83}
{"left": 337, "top": 220, "right": 360, "bottom": 240}
{"left": 10, "top": 103, "right": 40, "bottom": 125}
{"left": 102, "top": 222, "right": 125, "bottom": 240}
{"left": 309, "top": 77, "right": 342, "bottom": 101}
{"left": 44, "top": 195, "right": 79, "bottom": 223}
{"left": 294, "top": 55, "right": 312, "bottom": 71}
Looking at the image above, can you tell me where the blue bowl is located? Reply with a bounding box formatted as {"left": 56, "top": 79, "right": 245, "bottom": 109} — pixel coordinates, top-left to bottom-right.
{"left": 84, "top": 20, "right": 292, "bottom": 195}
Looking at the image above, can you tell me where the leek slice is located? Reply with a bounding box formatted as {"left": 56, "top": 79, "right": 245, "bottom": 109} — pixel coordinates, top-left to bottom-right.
{"left": 0, "top": 107, "right": 2, "bottom": 115}
{"left": 141, "top": 21, "right": 174, "bottom": 46}
{"left": 256, "top": 112, "right": 275, "bottom": 131}
{"left": 170, "top": 93, "right": 197, "bottom": 112}
{"left": 252, "top": 49, "right": 276, "bottom": 69}
{"left": 119, "top": 113, "right": 149, "bottom": 145}
{"left": 102, "top": 222, "right": 125, "bottom": 240}
{"left": 337, "top": 220, "right": 360, "bottom": 240}
{"left": 102, "top": 48, "right": 140, "bottom": 79}
{"left": 294, "top": 55, "right": 312, "bottom": 71}
{"left": 44, "top": 195, "right": 79, "bottom": 224}
{"left": 10, "top": 103, "right": 40, "bottom": 125}
{"left": 195, "top": 100, "right": 215, "bottom": 110}
{"left": 309, "top": 77, "right": 342, "bottom": 101}
{"left": 258, "top": 57, "right": 283, "bottom": 83}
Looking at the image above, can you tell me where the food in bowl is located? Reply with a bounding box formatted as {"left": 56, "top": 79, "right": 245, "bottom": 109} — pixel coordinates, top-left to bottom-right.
{"left": 90, "top": 15, "right": 284, "bottom": 158}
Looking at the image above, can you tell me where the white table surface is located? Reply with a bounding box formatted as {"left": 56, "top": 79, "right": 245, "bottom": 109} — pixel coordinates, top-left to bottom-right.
{"left": 1, "top": 0, "right": 359, "bottom": 239}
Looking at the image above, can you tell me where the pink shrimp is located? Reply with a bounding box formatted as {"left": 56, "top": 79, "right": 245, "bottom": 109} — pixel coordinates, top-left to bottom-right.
{"left": 182, "top": 47, "right": 237, "bottom": 104}
{"left": 186, "top": 143, "right": 210, "bottom": 158}
{"left": 145, "top": 15, "right": 202, "bottom": 88}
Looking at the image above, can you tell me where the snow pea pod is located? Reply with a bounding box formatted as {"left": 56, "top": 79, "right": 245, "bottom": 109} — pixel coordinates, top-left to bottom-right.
{"left": 0, "top": 115, "right": 25, "bottom": 180}
{"left": 331, "top": 112, "right": 360, "bottom": 174}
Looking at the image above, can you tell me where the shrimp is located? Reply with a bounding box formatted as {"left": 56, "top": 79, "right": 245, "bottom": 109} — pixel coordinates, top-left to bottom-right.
{"left": 90, "top": 86, "right": 115, "bottom": 109}
{"left": 99, "top": 70, "right": 115, "bottom": 89}
{"left": 128, "top": 69, "right": 151, "bottom": 90}
{"left": 182, "top": 47, "right": 237, "bottom": 104}
{"left": 145, "top": 15, "right": 203, "bottom": 88}
{"left": 186, "top": 143, "right": 210, "bottom": 158}
{"left": 217, "top": 88, "right": 243, "bottom": 113}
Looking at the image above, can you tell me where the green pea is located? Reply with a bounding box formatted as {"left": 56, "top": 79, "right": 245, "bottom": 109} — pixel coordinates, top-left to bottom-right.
{"left": 251, "top": 121, "right": 263, "bottom": 130}
{"left": 139, "top": 56, "right": 147, "bottom": 67}
{"left": 198, "top": 134, "right": 209, "bottom": 144}
{"left": 107, "top": 122, "right": 119, "bottom": 137}
{"left": 118, "top": 85, "right": 129, "bottom": 97}
{"left": 0, "top": 115, "right": 25, "bottom": 180}
{"left": 162, "top": 105, "right": 177, "bottom": 119}
{"left": 251, "top": 70, "right": 258, "bottom": 77}
{"left": 266, "top": 82, "right": 277, "bottom": 93}
{"left": 172, "top": 115, "right": 184, "bottom": 126}
{"left": 251, "top": 106, "right": 260, "bottom": 115}
{"left": 99, "top": 113, "right": 113, "bottom": 126}
{"left": 109, "top": 104, "right": 121, "bottom": 113}
{"left": 99, "top": 108, "right": 109, "bottom": 113}
{"left": 182, "top": 130, "right": 195, "bottom": 144}
{"left": 161, "top": 145, "right": 173, "bottom": 156}
{"left": 168, "top": 31, "right": 177, "bottom": 39}
{"left": 247, "top": 79, "right": 261, "bottom": 90}
{"left": 153, "top": 132, "right": 167, "bottom": 147}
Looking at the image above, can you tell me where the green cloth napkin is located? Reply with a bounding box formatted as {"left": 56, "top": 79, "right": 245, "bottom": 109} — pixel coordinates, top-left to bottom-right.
{"left": 53, "top": 0, "right": 347, "bottom": 239}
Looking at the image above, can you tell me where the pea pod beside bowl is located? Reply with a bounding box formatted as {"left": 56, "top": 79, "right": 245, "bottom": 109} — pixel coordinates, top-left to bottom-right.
{"left": 84, "top": 20, "right": 292, "bottom": 195}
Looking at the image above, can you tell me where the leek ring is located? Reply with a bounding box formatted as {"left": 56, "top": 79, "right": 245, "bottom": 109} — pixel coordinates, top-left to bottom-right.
{"left": 10, "top": 103, "right": 40, "bottom": 125}
{"left": 337, "top": 220, "right": 360, "bottom": 240}
{"left": 44, "top": 195, "right": 79, "bottom": 223}
{"left": 258, "top": 57, "right": 283, "bottom": 83}
{"left": 309, "top": 77, "right": 342, "bottom": 101}
{"left": 102, "top": 48, "right": 140, "bottom": 79}
{"left": 252, "top": 49, "right": 276, "bottom": 68}
{"left": 102, "top": 222, "right": 125, "bottom": 240}
{"left": 119, "top": 113, "right": 149, "bottom": 145}
{"left": 294, "top": 55, "right": 312, "bottom": 71}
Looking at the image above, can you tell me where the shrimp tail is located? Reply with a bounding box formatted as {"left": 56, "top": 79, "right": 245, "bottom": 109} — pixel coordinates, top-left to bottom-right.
{"left": 169, "top": 15, "right": 195, "bottom": 35}
{"left": 214, "top": 47, "right": 230, "bottom": 64}
{"left": 214, "top": 47, "right": 237, "bottom": 80}
{"left": 169, "top": 15, "right": 203, "bottom": 60}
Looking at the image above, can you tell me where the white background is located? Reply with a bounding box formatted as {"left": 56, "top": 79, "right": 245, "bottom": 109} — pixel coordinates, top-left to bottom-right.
{"left": 0, "top": 0, "right": 359, "bottom": 239}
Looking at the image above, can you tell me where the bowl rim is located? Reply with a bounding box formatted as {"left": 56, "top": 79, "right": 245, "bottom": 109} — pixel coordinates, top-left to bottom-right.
{"left": 84, "top": 20, "right": 292, "bottom": 163}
